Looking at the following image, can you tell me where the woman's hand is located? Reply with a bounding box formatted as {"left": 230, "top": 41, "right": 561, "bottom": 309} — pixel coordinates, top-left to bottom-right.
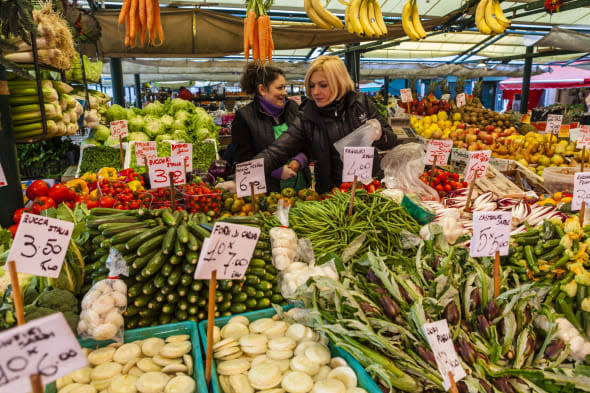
{"left": 288, "top": 159, "right": 300, "bottom": 172}
{"left": 281, "top": 165, "right": 297, "bottom": 180}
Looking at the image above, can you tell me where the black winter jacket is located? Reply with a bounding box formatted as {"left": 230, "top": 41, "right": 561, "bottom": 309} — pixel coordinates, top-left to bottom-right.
{"left": 231, "top": 97, "right": 300, "bottom": 192}
{"left": 255, "top": 91, "right": 396, "bottom": 193}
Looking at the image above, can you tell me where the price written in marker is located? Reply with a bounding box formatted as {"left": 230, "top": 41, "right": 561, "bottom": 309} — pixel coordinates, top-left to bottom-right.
{"left": 572, "top": 172, "right": 590, "bottom": 211}
{"left": 109, "top": 120, "right": 128, "bottom": 138}
{"left": 456, "top": 93, "right": 466, "bottom": 108}
{"left": 0, "top": 163, "right": 6, "bottom": 187}
{"left": 134, "top": 141, "right": 157, "bottom": 166}
{"left": 423, "top": 320, "right": 466, "bottom": 391}
{"left": 400, "top": 88, "right": 413, "bottom": 103}
{"left": 545, "top": 114, "right": 563, "bottom": 135}
{"left": 194, "top": 222, "right": 261, "bottom": 280}
{"left": 470, "top": 211, "right": 512, "bottom": 257}
{"left": 464, "top": 150, "right": 491, "bottom": 183}
{"left": 342, "top": 146, "right": 374, "bottom": 182}
{"left": 577, "top": 126, "right": 590, "bottom": 149}
{"left": 6, "top": 213, "right": 73, "bottom": 278}
{"left": 425, "top": 139, "right": 453, "bottom": 165}
{"left": 148, "top": 156, "right": 186, "bottom": 189}
{"left": 235, "top": 158, "right": 267, "bottom": 198}
{"left": 0, "top": 313, "right": 88, "bottom": 393}
{"left": 170, "top": 142, "right": 193, "bottom": 173}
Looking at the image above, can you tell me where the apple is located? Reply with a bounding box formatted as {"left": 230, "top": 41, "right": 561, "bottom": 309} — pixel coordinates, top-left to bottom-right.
{"left": 457, "top": 123, "right": 466, "bottom": 129}
{"left": 485, "top": 125, "right": 495, "bottom": 132}
{"left": 465, "top": 134, "right": 478, "bottom": 143}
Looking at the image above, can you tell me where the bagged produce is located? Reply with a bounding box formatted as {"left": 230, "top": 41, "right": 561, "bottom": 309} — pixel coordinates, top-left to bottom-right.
{"left": 332, "top": 118, "right": 382, "bottom": 159}
{"left": 270, "top": 202, "right": 298, "bottom": 271}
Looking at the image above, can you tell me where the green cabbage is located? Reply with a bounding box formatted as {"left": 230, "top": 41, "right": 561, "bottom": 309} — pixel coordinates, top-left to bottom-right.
{"left": 128, "top": 116, "right": 145, "bottom": 132}
{"left": 94, "top": 125, "right": 110, "bottom": 142}
{"left": 195, "top": 128, "right": 210, "bottom": 142}
{"left": 128, "top": 131, "right": 150, "bottom": 142}
{"left": 105, "top": 104, "right": 127, "bottom": 122}
{"left": 175, "top": 109, "right": 191, "bottom": 124}
{"left": 104, "top": 136, "right": 120, "bottom": 147}
{"left": 144, "top": 101, "right": 165, "bottom": 116}
{"left": 173, "top": 130, "right": 189, "bottom": 141}
{"left": 172, "top": 119, "right": 187, "bottom": 131}
{"left": 169, "top": 98, "right": 194, "bottom": 113}
{"left": 160, "top": 114, "right": 174, "bottom": 130}
{"left": 155, "top": 133, "right": 173, "bottom": 143}
{"left": 144, "top": 116, "right": 165, "bottom": 138}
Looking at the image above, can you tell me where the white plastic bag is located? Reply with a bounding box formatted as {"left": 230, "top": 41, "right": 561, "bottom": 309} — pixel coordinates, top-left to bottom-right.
{"left": 333, "top": 119, "right": 382, "bottom": 159}
{"left": 78, "top": 248, "right": 128, "bottom": 342}
{"left": 270, "top": 201, "right": 298, "bottom": 271}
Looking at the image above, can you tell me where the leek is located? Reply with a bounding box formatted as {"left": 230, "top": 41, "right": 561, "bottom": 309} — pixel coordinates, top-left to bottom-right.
{"left": 9, "top": 103, "right": 55, "bottom": 114}
{"left": 13, "top": 120, "right": 58, "bottom": 138}
{"left": 52, "top": 81, "right": 73, "bottom": 94}
{"left": 7, "top": 80, "right": 53, "bottom": 90}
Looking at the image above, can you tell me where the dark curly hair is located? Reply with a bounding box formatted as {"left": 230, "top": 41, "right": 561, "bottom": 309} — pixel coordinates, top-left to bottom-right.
{"left": 239, "top": 62, "right": 285, "bottom": 96}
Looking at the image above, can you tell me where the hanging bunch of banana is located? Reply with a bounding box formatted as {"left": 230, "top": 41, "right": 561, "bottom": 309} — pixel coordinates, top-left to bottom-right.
{"left": 475, "top": 0, "right": 511, "bottom": 35}
{"left": 304, "top": 0, "right": 344, "bottom": 30}
{"left": 344, "top": 0, "right": 388, "bottom": 38}
{"left": 401, "top": 0, "right": 426, "bottom": 41}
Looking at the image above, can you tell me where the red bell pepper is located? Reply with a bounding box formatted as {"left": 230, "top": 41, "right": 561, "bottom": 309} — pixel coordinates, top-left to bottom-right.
{"left": 32, "top": 196, "right": 56, "bottom": 214}
{"left": 26, "top": 180, "right": 48, "bottom": 200}
{"left": 13, "top": 207, "right": 29, "bottom": 225}
{"left": 48, "top": 183, "right": 71, "bottom": 203}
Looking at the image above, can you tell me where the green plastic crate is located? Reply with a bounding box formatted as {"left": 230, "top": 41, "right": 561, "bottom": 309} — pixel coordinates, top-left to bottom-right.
{"left": 45, "top": 321, "right": 206, "bottom": 393}
{"left": 198, "top": 307, "right": 381, "bottom": 393}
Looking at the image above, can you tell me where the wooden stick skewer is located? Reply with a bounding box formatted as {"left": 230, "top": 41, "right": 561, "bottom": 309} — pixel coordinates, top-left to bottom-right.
{"left": 119, "top": 136, "right": 124, "bottom": 165}
{"left": 169, "top": 172, "right": 176, "bottom": 211}
{"left": 348, "top": 175, "right": 358, "bottom": 216}
{"left": 494, "top": 251, "right": 501, "bottom": 298}
{"left": 205, "top": 270, "right": 217, "bottom": 387}
{"left": 429, "top": 155, "right": 438, "bottom": 187}
{"left": 464, "top": 179, "right": 476, "bottom": 212}
{"left": 449, "top": 371, "right": 459, "bottom": 393}
{"left": 250, "top": 182, "right": 258, "bottom": 214}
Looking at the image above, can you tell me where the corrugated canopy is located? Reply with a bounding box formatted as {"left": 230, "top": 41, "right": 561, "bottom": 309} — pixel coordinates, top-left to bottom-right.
{"left": 499, "top": 65, "right": 590, "bottom": 90}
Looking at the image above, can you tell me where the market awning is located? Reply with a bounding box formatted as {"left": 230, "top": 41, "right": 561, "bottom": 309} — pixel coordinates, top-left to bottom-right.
{"left": 499, "top": 65, "right": 590, "bottom": 90}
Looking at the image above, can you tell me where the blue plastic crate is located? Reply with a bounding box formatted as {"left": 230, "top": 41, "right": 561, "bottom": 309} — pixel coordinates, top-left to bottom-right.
{"left": 198, "top": 306, "right": 381, "bottom": 393}
{"left": 45, "top": 321, "right": 206, "bottom": 393}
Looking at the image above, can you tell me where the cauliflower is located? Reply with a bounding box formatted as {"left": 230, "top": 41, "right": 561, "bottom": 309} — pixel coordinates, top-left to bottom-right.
{"left": 561, "top": 280, "right": 578, "bottom": 298}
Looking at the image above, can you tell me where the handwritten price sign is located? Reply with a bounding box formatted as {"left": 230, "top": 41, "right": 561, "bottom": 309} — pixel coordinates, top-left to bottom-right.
{"left": 135, "top": 141, "right": 157, "bottom": 166}
{"left": 577, "top": 126, "right": 590, "bottom": 149}
{"left": 470, "top": 211, "right": 511, "bottom": 257}
{"left": 0, "top": 313, "right": 87, "bottom": 393}
{"left": 148, "top": 156, "right": 186, "bottom": 189}
{"left": 400, "top": 88, "right": 413, "bottom": 103}
{"left": 425, "top": 139, "right": 453, "bottom": 165}
{"left": 195, "top": 222, "right": 260, "bottom": 280}
{"left": 235, "top": 158, "right": 267, "bottom": 198}
{"left": 171, "top": 142, "right": 193, "bottom": 173}
{"left": 456, "top": 93, "right": 466, "bottom": 108}
{"left": 464, "top": 150, "right": 491, "bottom": 182}
{"left": 6, "top": 213, "right": 73, "bottom": 278}
{"left": 109, "top": 120, "right": 128, "bottom": 138}
{"left": 545, "top": 114, "right": 563, "bottom": 135}
{"left": 572, "top": 172, "right": 590, "bottom": 211}
{"left": 423, "top": 320, "right": 466, "bottom": 391}
{"left": 343, "top": 146, "right": 374, "bottom": 182}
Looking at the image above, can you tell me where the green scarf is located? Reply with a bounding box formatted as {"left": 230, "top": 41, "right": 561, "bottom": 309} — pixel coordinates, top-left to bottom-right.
{"left": 273, "top": 123, "right": 307, "bottom": 191}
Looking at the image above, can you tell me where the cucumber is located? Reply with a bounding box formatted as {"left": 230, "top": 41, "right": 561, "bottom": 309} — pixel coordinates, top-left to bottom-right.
{"left": 253, "top": 249, "right": 265, "bottom": 258}
{"left": 271, "top": 294, "right": 284, "bottom": 304}
{"left": 126, "top": 316, "right": 139, "bottom": 329}
{"left": 256, "top": 240, "right": 270, "bottom": 250}
{"left": 185, "top": 251, "right": 198, "bottom": 265}
{"left": 167, "top": 268, "right": 182, "bottom": 287}
{"left": 219, "top": 280, "right": 233, "bottom": 291}
{"left": 231, "top": 282, "right": 244, "bottom": 295}
{"left": 180, "top": 274, "right": 193, "bottom": 287}
{"left": 245, "top": 298, "right": 257, "bottom": 309}
{"left": 162, "top": 304, "right": 174, "bottom": 314}
{"left": 142, "top": 281, "right": 158, "bottom": 295}
{"left": 197, "top": 298, "right": 207, "bottom": 308}
{"left": 197, "top": 311, "right": 206, "bottom": 321}
{"left": 141, "top": 251, "right": 166, "bottom": 277}
{"left": 161, "top": 263, "right": 174, "bottom": 277}
{"left": 147, "top": 300, "right": 162, "bottom": 310}
{"left": 219, "top": 300, "right": 232, "bottom": 312}
{"left": 128, "top": 282, "right": 143, "bottom": 298}
{"left": 126, "top": 226, "right": 167, "bottom": 251}
{"left": 132, "top": 250, "right": 158, "bottom": 270}
{"left": 266, "top": 265, "right": 278, "bottom": 275}
{"left": 257, "top": 280, "right": 272, "bottom": 291}
{"left": 245, "top": 275, "right": 260, "bottom": 286}
{"left": 160, "top": 286, "right": 173, "bottom": 295}
{"left": 154, "top": 274, "right": 167, "bottom": 289}
{"left": 215, "top": 292, "right": 224, "bottom": 303}
{"left": 255, "top": 290, "right": 265, "bottom": 299}
{"left": 154, "top": 292, "right": 166, "bottom": 303}
{"left": 250, "top": 258, "right": 266, "bottom": 268}
{"left": 264, "top": 290, "right": 273, "bottom": 298}
{"left": 243, "top": 286, "right": 256, "bottom": 297}
{"left": 134, "top": 294, "right": 152, "bottom": 308}
{"left": 177, "top": 285, "right": 189, "bottom": 297}
{"left": 182, "top": 262, "right": 196, "bottom": 275}
{"left": 264, "top": 273, "right": 276, "bottom": 283}
{"left": 187, "top": 232, "right": 200, "bottom": 251}
{"left": 177, "top": 223, "right": 189, "bottom": 243}
{"left": 169, "top": 254, "right": 182, "bottom": 265}
{"left": 137, "top": 234, "right": 166, "bottom": 257}
{"left": 162, "top": 227, "right": 177, "bottom": 255}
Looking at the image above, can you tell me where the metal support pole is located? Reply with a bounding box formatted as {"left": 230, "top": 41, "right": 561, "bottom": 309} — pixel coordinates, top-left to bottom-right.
{"left": 134, "top": 73, "right": 142, "bottom": 108}
{"left": 521, "top": 46, "right": 534, "bottom": 114}
{"left": 0, "top": 66, "right": 24, "bottom": 227}
{"left": 344, "top": 45, "right": 360, "bottom": 89}
{"left": 110, "top": 58, "right": 125, "bottom": 106}
{"left": 383, "top": 76, "right": 390, "bottom": 105}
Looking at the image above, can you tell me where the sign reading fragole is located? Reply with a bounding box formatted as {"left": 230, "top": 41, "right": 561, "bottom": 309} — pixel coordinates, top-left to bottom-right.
{"left": 0, "top": 162, "right": 6, "bottom": 187}
{"left": 235, "top": 158, "right": 267, "bottom": 198}
{"left": 464, "top": 150, "right": 491, "bottom": 182}
{"left": 148, "top": 156, "right": 186, "bottom": 189}
{"left": 425, "top": 139, "right": 453, "bottom": 165}
{"left": 0, "top": 313, "right": 88, "bottom": 393}
{"left": 109, "top": 120, "right": 128, "bottom": 138}
{"left": 576, "top": 125, "right": 590, "bottom": 149}
{"left": 422, "top": 319, "right": 466, "bottom": 391}
{"left": 6, "top": 213, "right": 74, "bottom": 277}
{"left": 470, "top": 211, "right": 512, "bottom": 257}
{"left": 456, "top": 93, "right": 466, "bottom": 108}
{"left": 572, "top": 172, "right": 590, "bottom": 211}
{"left": 134, "top": 141, "right": 157, "bottom": 166}
{"left": 195, "top": 222, "right": 261, "bottom": 280}
{"left": 545, "top": 114, "right": 563, "bottom": 135}
{"left": 170, "top": 142, "right": 193, "bottom": 173}
{"left": 400, "top": 88, "right": 413, "bottom": 103}
{"left": 342, "top": 146, "right": 374, "bottom": 182}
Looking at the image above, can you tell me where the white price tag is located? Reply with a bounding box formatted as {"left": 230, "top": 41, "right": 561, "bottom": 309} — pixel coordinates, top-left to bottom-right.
{"left": 425, "top": 140, "right": 453, "bottom": 165}
{"left": 400, "top": 88, "right": 413, "bottom": 103}
{"left": 171, "top": 142, "right": 193, "bottom": 173}
{"left": 423, "top": 320, "right": 466, "bottom": 391}
{"left": 572, "top": 172, "right": 590, "bottom": 211}
{"left": 110, "top": 120, "right": 128, "bottom": 138}
{"left": 134, "top": 141, "right": 157, "bottom": 166}
{"left": 441, "top": 93, "right": 451, "bottom": 102}
{"left": 464, "top": 150, "right": 491, "bottom": 183}
{"left": 6, "top": 213, "right": 74, "bottom": 277}
{"left": 545, "top": 114, "right": 563, "bottom": 135}
{"left": 470, "top": 211, "right": 512, "bottom": 257}
{"left": 0, "top": 162, "right": 6, "bottom": 187}
{"left": 195, "top": 222, "right": 261, "bottom": 280}
{"left": 456, "top": 93, "right": 466, "bottom": 108}
{"left": 576, "top": 125, "right": 590, "bottom": 149}
{"left": 235, "top": 158, "right": 267, "bottom": 198}
{"left": 0, "top": 313, "right": 88, "bottom": 393}
{"left": 148, "top": 156, "right": 186, "bottom": 189}
{"left": 342, "top": 147, "right": 374, "bottom": 182}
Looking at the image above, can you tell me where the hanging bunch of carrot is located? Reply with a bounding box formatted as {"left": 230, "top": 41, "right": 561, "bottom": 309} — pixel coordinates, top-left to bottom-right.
{"left": 117, "top": 0, "right": 164, "bottom": 47}
{"left": 244, "top": 0, "right": 274, "bottom": 64}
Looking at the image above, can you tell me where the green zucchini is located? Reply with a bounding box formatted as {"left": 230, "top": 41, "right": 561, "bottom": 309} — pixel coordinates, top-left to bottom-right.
{"left": 162, "top": 304, "right": 174, "bottom": 314}
{"left": 167, "top": 292, "right": 180, "bottom": 303}
{"left": 187, "top": 221, "right": 210, "bottom": 240}
{"left": 185, "top": 251, "right": 198, "bottom": 265}
{"left": 167, "top": 268, "right": 182, "bottom": 287}
{"left": 159, "top": 313, "right": 172, "bottom": 325}
{"left": 175, "top": 310, "right": 188, "bottom": 321}
{"left": 137, "top": 234, "right": 166, "bottom": 257}
{"left": 132, "top": 250, "right": 158, "bottom": 270}
{"left": 174, "top": 237, "right": 185, "bottom": 257}
{"left": 161, "top": 209, "right": 177, "bottom": 226}
{"left": 177, "top": 223, "right": 189, "bottom": 243}
{"left": 154, "top": 274, "right": 167, "bottom": 289}
{"left": 178, "top": 299, "right": 189, "bottom": 311}
{"left": 169, "top": 254, "right": 182, "bottom": 265}
{"left": 126, "top": 226, "right": 167, "bottom": 251}
{"left": 128, "top": 282, "right": 143, "bottom": 298}
{"left": 161, "top": 263, "right": 175, "bottom": 277}
{"left": 177, "top": 285, "right": 189, "bottom": 297}
{"left": 187, "top": 293, "right": 199, "bottom": 304}
{"left": 180, "top": 274, "right": 193, "bottom": 287}
{"left": 191, "top": 281, "right": 203, "bottom": 292}
{"left": 142, "top": 281, "right": 158, "bottom": 295}
{"left": 125, "top": 305, "right": 139, "bottom": 317}
{"left": 162, "top": 227, "right": 177, "bottom": 255}
{"left": 182, "top": 262, "right": 196, "bottom": 275}
{"left": 187, "top": 232, "right": 200, "bottom": 251}
{"left": 134, "top": 294, "right": 152, "bottom": 308}
{"left": 188, "top": 305, "right": 199, "bottom": 315}
{"left": 141, "top": 251, "right": 166, "bottom": 277}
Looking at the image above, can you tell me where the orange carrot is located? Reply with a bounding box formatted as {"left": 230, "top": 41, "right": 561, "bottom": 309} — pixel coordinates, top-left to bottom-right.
{"left": 140, "top": 19, "right": 147, "bottom": 46}
{"left": 248, "top": 10, "right": 256, "bottom": 46}
{"left": 132, "top": 14, "right": 140, "bottom": 47}
{"left": 252, "top": 18, "right": 259, "bottom": 64}
{"left": 154, "top": 0, "right": 164, "bottom": 45}
{"left": 124, "top": 14, "right": 130, "bottom": 47}
{"left": 139, "top": 0, "right": 146, "bottom": 34}
{"left": 243, "top": 16, "right": 250, "bottom": 60}
{"left": 258, "top": 16, "right": 267, "bottom": 65}
{"left": 146, "top": 0, "right": 154, "bottom": 33}
{"left": 129, "top": 0, "right": 138, "bottom": 41}
{"left": 267, "top": 16, "right": 273, "bottom": 63}
{"left": 118, "top": 0, "right": 130, "bottom": 25}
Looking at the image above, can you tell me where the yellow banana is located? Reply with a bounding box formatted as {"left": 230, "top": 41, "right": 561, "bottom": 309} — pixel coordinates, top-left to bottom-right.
{"left": 493, "top": 0, "right": 511, "bottom": 28}
{"left": 359, "top": 0, "right": 377, "bottom": 37}
{"left": 484, "top": 0, "right": 505, "bottom": 34}
{"left": 311, "top": 0, "right": 344, "bottom": 29}
{"left": 373, "top": 0, "right": 388, "bottom": 36}
{"left": 402, "top": 0, "right": 419, "bottom": 41}
{"left": 305, "top": 0, "right": 334, "bottom": 29}
{"left": 475, "top": 0, "right": 492, "bottom": 35}
{"left": 367, "top": 0, "right": 382, "bottom": 37}
{"left": 345, "top": 5, "right": 355, "bottom": 34}
{"left": 411, "top": 1, "right": 426, "bottom": 39}
{"left": 348, "top": 0, "right": 364, "bottom": 36}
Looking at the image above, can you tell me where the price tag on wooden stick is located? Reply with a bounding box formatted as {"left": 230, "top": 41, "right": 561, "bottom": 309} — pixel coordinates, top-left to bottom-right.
{"left": 572, "top": 172, "right": 590, "bottom": 210}
{"left": 470, "top": 211, "right": 511, "bottom": 257}
{"left": 148, "top": 156, "right": 186, "bottom": 189}
{"left": 6, "top": 213, "right": 74, "bottom": 277}
{"left": 456, "top": 93, "right": 466, "bottom": 108}
{"left": 236, "top": 158, "right": 266, "bottom": 198}
{"left": 400, "top": 88, "right": 413, "bottom": 103}
{"left": 134, "top": 141, "right": 157, "bottom": 166}
{"left": 171, "top": 142, "right": 193, "bottom": 173}
{"left": 0, "top": 313, "right": 88, "bottom": 393}
{"left": 343, "top": 147, "right": 374, "bottom": 182}
{"left": 464, "top": 150, "right": 491, "bottom": 183}
{"left": 425, "top": 140, "right": 453, "bottom": 165}
{"left": 109, "top": 120, "right": 128, "bottom": 138}
{"left": 195, "top": 222, "right": 261, "bottom": 280}
{"left": 545, "top": 114, "right": 563, "bottom": 135}
{"left": 423, "top": 319, "right": 466, "bottom": 391}
{"left": 577, "top": 126, "right": 590, "bottom": 150}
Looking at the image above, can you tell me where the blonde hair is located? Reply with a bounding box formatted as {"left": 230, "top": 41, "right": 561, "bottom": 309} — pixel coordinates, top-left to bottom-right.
{"left": 304, "top": 56, "right": 354, "bottom": 103}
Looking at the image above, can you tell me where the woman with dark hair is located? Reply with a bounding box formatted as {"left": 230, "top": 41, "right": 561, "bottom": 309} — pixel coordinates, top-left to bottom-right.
{"left": 231, "top": 63, "right": 309, "bottom": 193}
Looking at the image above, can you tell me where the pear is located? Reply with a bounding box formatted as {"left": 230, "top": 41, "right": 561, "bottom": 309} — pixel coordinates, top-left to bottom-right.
{"left": 551, "top": 154, "right": 564, "bottom": 165}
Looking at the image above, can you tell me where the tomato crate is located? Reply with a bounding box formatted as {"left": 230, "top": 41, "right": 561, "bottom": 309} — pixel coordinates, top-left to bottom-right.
{"left": 182, "top": 192, "right": 223, "bottom": 217}
{"left": 198, "top": 306, "right": 381, "bottom": 393}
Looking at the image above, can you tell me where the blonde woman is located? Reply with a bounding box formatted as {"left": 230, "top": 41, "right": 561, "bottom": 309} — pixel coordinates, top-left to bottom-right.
{"left": 256, "top": 55, "right": 396, "bottom": 193}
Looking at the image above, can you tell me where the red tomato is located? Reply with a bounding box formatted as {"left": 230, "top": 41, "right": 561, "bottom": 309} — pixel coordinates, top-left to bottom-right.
{"left": 32, "top": 196, "right": 56, "bottom": 214}
{"left": 444, "top": 184, "right": 452, "bottom": 192}
{"left": 13, "top": 207, "right": 29, "bottom": 225}
{"left": 99, "top": 196, "right": 116, "bottom": 208}
{"left": 26, "top": 180, "right": 48, "bottom": 200}
{"left": 8, "top": 225, "right": 18, "bottom": 238}
{"left": 48, "top": 184, "right": 70, "bottom": 203}
{"left": 86, "top": 199, "right": 99, "bottom": 209}
{"left": 451, "top": 173, "right": 459, "bottom": 181}
{"left": 435, "top": 184, "right": 444, "bottom": 193}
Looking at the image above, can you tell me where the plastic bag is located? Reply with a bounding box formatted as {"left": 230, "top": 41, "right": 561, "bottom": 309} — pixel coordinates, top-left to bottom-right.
{"left": 78, "top": 248, "right": 127, "bottom": 342}
{"left": 333, "top": 119, "right": 382, "bottom": 159}
{"left": 270, "top": 201, "right": 298, "bottom": 271}
{"left": 381, "top": 143, "right": 439, "bottom": 201}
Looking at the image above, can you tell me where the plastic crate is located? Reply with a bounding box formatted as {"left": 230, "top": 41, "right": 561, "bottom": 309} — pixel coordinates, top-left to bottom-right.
{"left": 198, "top": 307, "right": 381, "bottom": 393}
{"left": 45, "top": 321, "right": 207, "bottom": 393}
